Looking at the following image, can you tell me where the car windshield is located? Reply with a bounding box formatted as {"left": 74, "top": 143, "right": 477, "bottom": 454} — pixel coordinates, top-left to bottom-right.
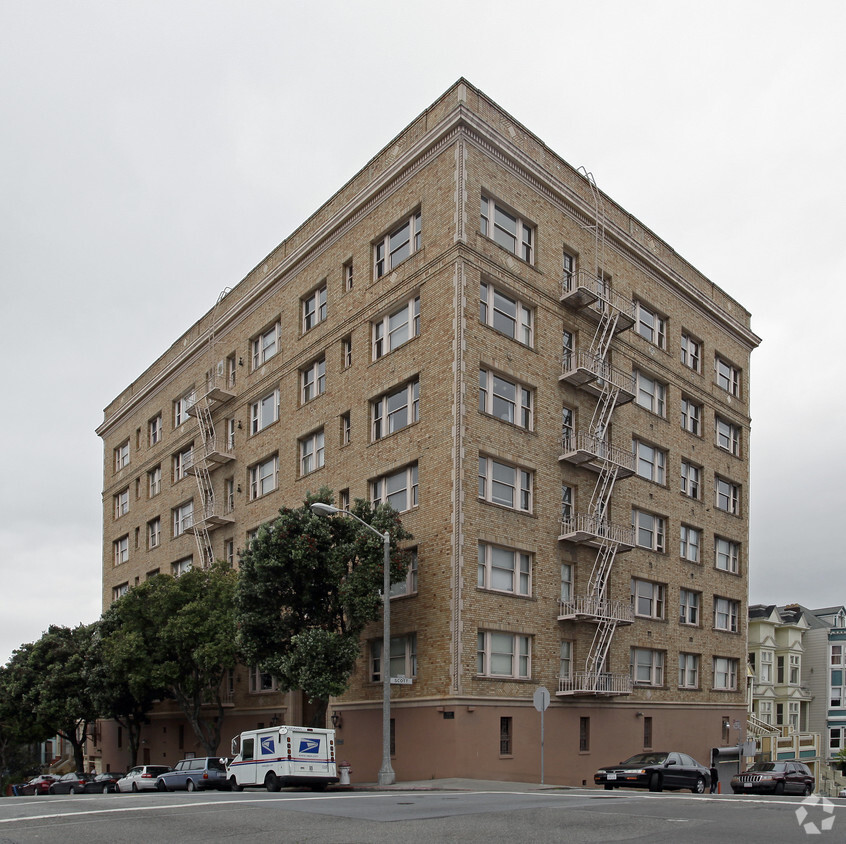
{"left": 747, "top": 762, "right": 785, "bottom": 772}
{"left": 620, "top": 753, "right": 668, "bottom": 765}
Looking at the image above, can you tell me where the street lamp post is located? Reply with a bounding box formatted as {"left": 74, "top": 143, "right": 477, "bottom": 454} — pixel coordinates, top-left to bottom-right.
{"left": 310, "top": 502, "right": 395, "bottom": 786}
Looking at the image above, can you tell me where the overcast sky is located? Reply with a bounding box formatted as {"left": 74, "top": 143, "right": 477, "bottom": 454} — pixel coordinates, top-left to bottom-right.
{"left": 1, "top": 0, "right": 844, "bottom": 665}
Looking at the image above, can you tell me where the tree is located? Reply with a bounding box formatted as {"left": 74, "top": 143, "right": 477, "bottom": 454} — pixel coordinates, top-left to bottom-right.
{"left": 236, "top": 489, "right": 411, "bottom": 726}
{"left": 0, "top": 665, "right": 41, "bottom": 785}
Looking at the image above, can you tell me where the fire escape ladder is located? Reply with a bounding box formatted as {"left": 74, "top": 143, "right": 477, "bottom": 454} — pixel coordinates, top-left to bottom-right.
{"left": 191, "top": 396, "right": 216, "bottom": 569}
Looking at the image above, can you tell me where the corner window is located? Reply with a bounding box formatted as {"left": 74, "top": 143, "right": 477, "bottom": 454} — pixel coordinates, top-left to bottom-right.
{"left": 371, "top": 379, "right": 419, "bottom": 441}
{"left": 480, "top": 195, "right": 534, "bottom": 263}
{"left": 478, "top": 456, "right": 532, "bottom": 512}
{"left": 374, "top": 211, "right": 421, "bottom": 278}
{"left": 477, "top": 631, "right": 531, "bottom": 679}
{"left": 477, "top": 542, "right": 531, "bottom": 596}
{"left": 252, "top": 322, "right": 280, "bottom": 369}
{"left": 479, "top": 282, "right": 533, "bottom": 346}
{"left": 302, "top": 284, "right": 327, "bottom": 333}
{"left": 371, "top": 463, "right": 418, "bottom": 513}
{"left": 479, "top": 368, "right": 533, "bottom": 430}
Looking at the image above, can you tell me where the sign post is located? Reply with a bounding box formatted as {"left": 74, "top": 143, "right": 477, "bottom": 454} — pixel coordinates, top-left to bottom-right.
{"left": 533, "top": 686, "right": 551, "bottom": 784}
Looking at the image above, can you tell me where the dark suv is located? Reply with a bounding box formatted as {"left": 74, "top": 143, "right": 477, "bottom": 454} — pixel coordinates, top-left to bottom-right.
{"left": 731, "top": 760, "right": 814, "bottom": 795}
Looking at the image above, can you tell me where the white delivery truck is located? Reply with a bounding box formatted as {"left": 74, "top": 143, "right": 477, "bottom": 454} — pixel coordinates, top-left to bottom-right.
{"left": 227, "top": 725, "right": 338, "bottom": 791}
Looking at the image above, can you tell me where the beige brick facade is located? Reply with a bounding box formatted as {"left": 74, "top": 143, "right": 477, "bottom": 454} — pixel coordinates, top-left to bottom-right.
{"left": 96, "top": 79, "right": 760, "bottom": 785}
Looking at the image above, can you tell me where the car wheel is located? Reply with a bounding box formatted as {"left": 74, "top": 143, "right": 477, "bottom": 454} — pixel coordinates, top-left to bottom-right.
{"left": 48, "top": 786, "right": 55, "bottom": 795}
{"left": 69, "top": 786, "right": 77, "bottom": 795}
{"left": 648, "top": 773, "right": 662, "bottom": 793}
{"left": 265, "top": 771, "right": 280, "bottom": 792}
{"left": 186, "top": 779, "right": 196, "bottom": 793}
{"left": 693, "top": 776, "right": 705, "bottom": 794}
{"left": 132, "top": 782, "right": 139, "bottom": 793}
{"left": 803, "top": 784, "right": 813, "bottom": 796}
{"left": 156, "top": 780, "right": 167, "bottom": 792}
{"left": 774, "top": 782, "right": 785, "bottom": 795}
{"left": 603, "top": 783, "right": 614, "bottom": 790}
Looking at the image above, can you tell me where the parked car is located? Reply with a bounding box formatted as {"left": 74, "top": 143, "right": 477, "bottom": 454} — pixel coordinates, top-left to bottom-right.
{"left": 48, "top": 773, "right": 96, "bottom": 794}
{"left": 731, "top": 761, "right": 814, "bottom": 795}
{"left": 116, "top": 765, "right": 173, "bottom": 793}
{"left": 16, "top": 775, "right": 57, "bottom": 796}
{"left": 82, "top": 772, "right": 125, "bottom": 794}
{"left": 155, "top": 757, "right": 229, "bottom": 792}
{"left": 594, "top": 751, "right": 711, "bottom": 793}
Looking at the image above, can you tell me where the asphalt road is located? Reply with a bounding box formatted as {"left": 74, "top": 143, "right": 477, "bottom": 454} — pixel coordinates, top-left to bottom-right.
{"left": 1, "top": 783, "right": 843, "bottom": 843}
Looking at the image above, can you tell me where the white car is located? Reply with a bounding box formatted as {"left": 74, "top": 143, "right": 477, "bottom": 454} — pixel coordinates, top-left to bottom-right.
{"left": 116, "top": 765, "right": 172, "bottom": 792}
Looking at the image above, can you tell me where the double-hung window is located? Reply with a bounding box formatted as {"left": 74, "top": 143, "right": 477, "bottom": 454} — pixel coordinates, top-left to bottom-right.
{"left": 479, "top": 282, "right": 533, "bottom": 346}
{"left": 632, "top": 579, "right": 665, "bottom": 620}
{"left": 635, "top": 371, "right": 666, "bottom": 417}
{"left": 174, "top": 444, "right": 193, "bottom": 481}
{"left": 372, "top": 379, "right": 419, "bottom": 440}
{"left": 760, "top": 650, "right": 773, "bottom": 683}
{"left": 715, "top": 537, "right": 740, "bottom": 573}
{"left": 681, "top": 333, "right": 701, "bottom": 372}
{"left": 633, "top": 510, "right": 666, "bottom": 552}
{"left": 251, "top": 389, "right": 279, "bottom": 434}
{"left": 302, "top": 284, "right": 327, "bottom": 332}
{"left": 480, "top": 196, "right": 534, "bottom": 263}
{"left": 478, "top": 456, "right": 532, "bottom": 512}
{"left": 714, "top": 597, "right": 740, "bottom": 632}
{"left": 716, "top": 477, "right": 740, "bottom": 514}
{"left": 681, "top": 397, "right": 702, "bottom": 435}
{"left": 114, "top": 441, "right": 130, "bottom": 471}
{"left": 635, "top": 302, "right": 666, "bottom": 349}
{"left": 633, "top": 439, "right": 666, "bottom": 484}
{"left": 389, "top": 549, "right": 418, "bottom": 598}
{"left": 562, "top": 250, "right": 575, "bottom": 288}
{"left": 477, "top": 631, "right": 531, "bottom": 679}
{"left": 681, "top": 460, "right": 701, "bottom": 499}
{"left": 679, "top": 653, "right": 700, "bottom": 688}
{"left": 114, "top": 489, "right": 129, "bottom": 519}
{"left": 148, "top": 517, "right": 161, "bottom": 549}
{"left": 172, "top": 557, "right": 192, "bottom": 576}
{"left": 716, "top": 417, "right": 741, "bottom": 456}
{"left": 679, "top": 589, "right": 700, "bottom": 625}
{"left": 631, "top": 648, "right": 664, "bottom": 686}
{"left": 149, "top": 414, "right": 162, "bottom": 445}
{"left": 374, "top": 211, "right": 421, "bottom": 278}
{"left": 249, "top": 455, "right": 278, "bottom": 500}
{"left": 371, "top": 463, "right": 418, "bottom": 513}
{"left": 716, "top": 356, "right": 741, "bottom": 396}
{"left": 477, "top": 542, "right": 531, "bottom": 596}
{"left": 173, "top": 390, "right": 195, "bottom": 427}
{"left": 172, "top": 501, "right": 193, "bottom": 537}
{"left": 680, "top": 525, "right": 701, "bottom": 562}
{"left": 372, "top": 296, "right": 420, "bottom": 359}
{"left": 252, "top": 322, "right": 280, "bottom": 369}
{"left": 148, "top": 465, "right": 162, "bottom": 497}
{"left": 479, "top": 368, "right": 532, "bottom": 429}
{"left": 113, "top": 535, "right": 129, "bottom": 566}
{"left": 713, "top": 657, "right": 738, "bottom": 690}
{"left": 112, "top": 582, "right": 129, "bottom": 600}
{"left": 370, "top": 634, "right": 417, "bottom": 682}
{"left": 301, "top": 357, "right": 326, "bottom": 403}
{"left": 299, "top": 430, "right": 325, "bottom": 476}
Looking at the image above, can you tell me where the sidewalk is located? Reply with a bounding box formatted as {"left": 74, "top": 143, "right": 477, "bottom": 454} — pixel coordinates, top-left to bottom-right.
{"left": 337, "top": 778, "right": 576, "bottom": 793}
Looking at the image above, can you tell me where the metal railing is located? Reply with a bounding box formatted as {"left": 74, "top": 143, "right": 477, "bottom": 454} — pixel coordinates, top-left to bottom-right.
{"left": 561, "top": 349, "right": 635, "bottom": 396}
{"left": 561, "top": 431, "right": 636, "bottom": 474}
{"left": 561, "top": 271, "right": 636, "bottom": 322}
{"left": 560, "top": 512, "right": 636, "bottom": 547}
{"left": 558, "top": 671, "right": 632, "bottom": 696}
{"left": 559, "top": 595, "right": 634, "bottom": 624}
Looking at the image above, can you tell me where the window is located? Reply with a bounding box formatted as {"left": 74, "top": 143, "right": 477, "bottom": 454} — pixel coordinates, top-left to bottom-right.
{"left": 479, "top": 281, "right": 533, "bottom": 346}
{"left": 631, "top": 648, "right": 664, "bottom": 686}
{"left": 633, "top": 439, "right": 666, "bottom": 484}
{"left": 680, "top": 525, "right": 701, "bottom": 562}
{"left": 680, "top": 397, "right": 702, "bottom": 435}
{"left": 370, "top": 634, "right": 417, "bottom": 681}
{"left": 632, "top": 579, "right": 665, "bottom": 620}
{"left": 713, "top": 657, "right": 738, "bottom": 690}
{"left": 789, "top": 654, "right": 801, "bottom": 685}
{"left": 371, "top": 463, "right": 418, "bottom": 512}
{"left": 173, "top": 444, "right": 193, "bottom": 481}
{"left": 477, "top": 631, "right": 531, "bottom": 679}
{"left": 561, "top": 484, "right": 573, "bottom": 520}
{"left": 478, "top": 456, "right": 532, "bottom": 512}
{"left": 172, "top": 556, "right": 192, "bottom": 576}
{"left": 716, "top": 356, "right": 741, "bottom": 396}
{"left": 760, "top": 650, "right": 773, "bottom": 683}
{"left": 372, "top": 379, "right": 419, "bottom": 440}
{"left": 114, "top": 489, "right": 129, "bottom": 519}
{"left": 715, "top": 477, "right": 740, "bottom": 514}
{"left": 302, "top": 284, "right": 327, "bottom": 332}
{"left": 374, "top": 211, "right": 421, "bottom": 278}
{"left": 148, "top": 465, "right": 162, "bottom": 497}
{"left": 500, "top": 717, "right": 513, "bottom": 755}
{"left": 249, "top": 666, "right": 277, "bottom": 693}
{"left": 226, "top": 418, "right": 236, "bottom": 451}
{"left": 560, "top": 563, "right": 573, "bottom": 601}
{"left": 714, "top": 597, "right": 740, "bottom": 632}
{"left": 635, "top": 371, "right": 666, "bottom": 416}
{"left": 643, "top": 716, "right": 653, "bottom": 748}
{"left": 339, "top": 488, "right": 350, "bottom": 511}
{"left": 149, "top": 414, "right": 163, "bottom": 445}
{"left": 224, "top": 477, "right": 234, "bottom": 513}
{"left": 342, "top": 335, "right": 352, "bottom": 369}
{"left": 480, "top": 195, "right": 533, "bottom": 263}
{"left": 172, "top": 501, "right": 193, "bottom": 537}
{"left": 477, "top": 542, "right": 531, "bottom": 596}
{"left": 681, "top": 460, "right": 701, "bottom": 499}
{"left": 301, "top": 357, "right": 326, "bottom": 403}
{"left": 147, "top": 517, "right": 161, "bottom": 550}
{"left": 561, "top": 406, "right": 574, "bottom": 449}
{"left": 715, "top": 537, "right": 740, "bottom": 573}
{"left": 341, "top": 412, "right": 351, "bottom": 446}
{"left": 390, "top": 548, "right": 418, "bottom": 597}
{"left": 681, "top": 333, "right": 701, "bottom": 372}
{"left": 559, "top": 641, "right": 572, "bottom": 680}
{"left": 249, "top": 455, "right": 278, "bottom": 500}
{"left": 562, "top": 250, "right": 575, "bottom": 287}
{"left": 716, "top": 417, "right": 741, "bottom": 456}
{"left": 252, "top": 322, "right": 280, "bottom": 369}
{"left": 633, "top": 510, "right": 666, "bottom": 552}
{"left": 112, "top": 582, "right": 129, "bottom": 600}
{"left": 113, "top": 536, "right": 129, "bottom": 566}
{"left": 579, "top": 717, "right": 590, "bottom": 752}
{"left": 635, "top": 302, "right": 666, "bottom": 349}
{"left": 299, "top": 430, "right": 325, "bottom": 476}
{"left": 372, "top": 296, "right": 420, "bottom": 359}
{"left": 343, "top": 259, "right": 353, "bottom": 292}
{"left": 679, "top": 653, "right": 700, "bottom": 688}
{"left": 250, "top": 390, "right": 279, "bottom": 434}
{"left": 173, "top": 390, "right": 195, "bottom": 427}
{"left": 226, "top": 354, "right": 237, "bottom": 389}
{"left": 679, "top": 589, "right": 700, "bottom": 625}
{"left": 114, "top": 441, "right": 129, "bottom": 472}
{"left": 479, "top": 368, "right": 533, "bottom": 430}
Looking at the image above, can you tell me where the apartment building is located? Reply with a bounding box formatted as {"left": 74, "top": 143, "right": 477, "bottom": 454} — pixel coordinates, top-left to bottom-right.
{"left": 96, "top": 79, "right": 760, "bottom": 785}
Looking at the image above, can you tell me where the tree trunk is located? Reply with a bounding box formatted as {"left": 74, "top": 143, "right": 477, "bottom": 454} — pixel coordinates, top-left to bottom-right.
{"left": 310, "top": 699, "right": 328, "bottom": 728}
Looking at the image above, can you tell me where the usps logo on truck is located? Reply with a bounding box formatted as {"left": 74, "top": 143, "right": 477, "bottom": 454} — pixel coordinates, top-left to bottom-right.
{"left": 299, "top": 738, "right": 320, "bottom": 755}
{"left": 260, "top": 736, "right": 276, "bottom": 755}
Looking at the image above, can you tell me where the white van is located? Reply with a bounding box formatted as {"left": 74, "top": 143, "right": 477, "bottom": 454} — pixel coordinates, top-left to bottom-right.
{"left": 227, "top": 725, "right": 338, "bottom": 791}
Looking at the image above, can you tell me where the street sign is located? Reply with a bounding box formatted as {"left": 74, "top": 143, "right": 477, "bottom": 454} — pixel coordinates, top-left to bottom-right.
{"left": 390, "top": 676, "right": 413, "bottom": 685}
{"left": 533, "top": 686, "right": 550, "bottom": 712}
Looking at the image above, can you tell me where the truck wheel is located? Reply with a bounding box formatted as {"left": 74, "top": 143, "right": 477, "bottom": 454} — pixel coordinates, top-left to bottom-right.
{"left": 265, "top": 772, "right": 280, "bottom": 792}
{"left": 229, "top": 777, "right": 242, "bottom": 792}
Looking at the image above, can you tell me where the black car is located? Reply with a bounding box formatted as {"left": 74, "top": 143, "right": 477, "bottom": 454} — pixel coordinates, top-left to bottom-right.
{"left": 595, "top": 751, "right": 711, "bottom": 793}
{"left": 48, "top": 773, "right": 96, "bottom": 794}
{"left": 731, "top": 761, "right": 814, "bottom": 795}
{"left": 82, "top": 772, "right": 125, "bottom": 794}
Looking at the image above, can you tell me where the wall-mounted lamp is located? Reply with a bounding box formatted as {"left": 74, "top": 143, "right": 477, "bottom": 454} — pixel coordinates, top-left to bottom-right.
{"left": 238, "top": 357, "right": 244, "bottom": 367}
{"left": 331, "top": 712, "right": 342, "bottom": 729}
{"left": 237, "top": 484, "right": 242, "bottom": 493}
{"left": 635, "top": 711, "right": 644, "bottom": 718}
{"left": 237, "top": 420, "right": 242, "bottom": 429}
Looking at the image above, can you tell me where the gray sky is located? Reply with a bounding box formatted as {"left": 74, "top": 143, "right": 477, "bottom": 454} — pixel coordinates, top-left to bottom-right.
{"left": 1, "top": 0, "right": 844, "bottom": 665}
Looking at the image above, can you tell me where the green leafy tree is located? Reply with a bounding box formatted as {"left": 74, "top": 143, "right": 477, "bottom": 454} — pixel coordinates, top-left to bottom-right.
{"left": 236, "top": 489, "right": 411, "bottom": 726}
{"left": 0, "top": 664, "right": 40, "bottom": 785}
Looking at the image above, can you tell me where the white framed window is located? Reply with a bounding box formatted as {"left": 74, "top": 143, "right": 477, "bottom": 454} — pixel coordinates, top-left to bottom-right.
{"left": 299, "top": 430, "right": 325, "bottom": 476}
{"left": 631, "top": 648, "right": 664, "bottom": 686}
{"left": 561, "top": 406, "right": 574, "bottom": 448}
{"left": 713, "top": 657, "right": 738, "bottom": 690}
{"left": 635, "top": 302, "right": 666, "bottom": 349}
{"left": 480, "top": 195, "right": 534, "bottom": 263}
{"left": 341, "top": 412, "right": 351, "bottom": 446}
{"left": 249, "top": 666, "right": 278, "bottom": 693}
{"left": 250, "top": 389, "right": 279, "bottom": 434}
{"left": 479, "top": 281, "right": 533, "bottom": 346}
{"left": 715, "top": 537, "right": 740, "bottom": 573}
{"left": 758, "top": 700, "right": 773, "bottom": 724}
{"left": 560, "top": 563, "right": 573, "bottom": 601}
{"left": 716, "top": 356, "right": 741, "bottom": 396}
{"left": 148, "top": 465, "right": 162, "bottom": 498}
{"left": 680, "top": 525, "right": 701, "bottom": 562}
{"left": 343, "top": 259, "right": 354, "bottom": 292}
{"left": 114, "top": 441, "right": 130, "bottom": 472}
{"left": 173, "top": 390, "right": 195, "bottom": 427}
{"left": 301, "top": 357, "right": 326, "bottom": 403}
{"left": 789, "top": 654, "right": 801, "bottom": 685}
{"left": 559, "top": 641, "right": 573, "bottom": 680}
{"left": 681, "top": 333, "right": 701, "bottom": 372}
{"left": 113, "top": 535, "right": 129, "bottom": 566}
{"left": 302, "top": 284, "right": 327, "bottom": 332}
{"left": 338, "top": 488, "right": 350, "bottom": 511}
{"left": 562, "top": 250, "right": 575, "bottom": 287}
{"left": 561, "top": 484, "right": 573, "bottom": 520}
{"left": 477, "top": 631, "right": 531, "bottom": 679}
{"left": 374, "top": 211, "right": 421, "bottom": 278}
{"left": 249, "top": 455, "right": 278, "bottom": 500}
{"left": 681, "top": 397, "right": 702, "bottom": 435}
{"left": 679, "top": 653, "right": 700, "bottom": 688}
{"left": 252, "top": 322, "right": 280, "bottom": 369}
{"left": 224, "top": 538, "right": 234, "bottom": 565}
{"left": 172, "top": 556, "right": 192, "bottom": 576}
{"left": 224, "top": 477, "right": 234, "bottom": 513}
{"left": 716, "top": 417, "right": 741, "bottom": 456}
{"left": 114, "top": 488, "right": 129, "bottom": 519}
{"left": 371, "top": 463, "right": 418, "bottom": 513}
{"left": 173, "top": 444, "right": 193, "bottom": 481}
{"left": 149, "top": 414, "right": 163, "bottom": 445}
{"left": 633, "top": 509, "right": 666, "bottom": 552}
{"left": 390, "top": 548, "right": 418, "bottom": 598}
{"left": 370, "top": 633, "right": 417, "bottom": 681}
{"left": 342, "top": 335, "right": 352, "bottom": 369}
{"left": 477, "top": 542, "right": 531, "bottom": 596}
{"left": 112, "top": 582, "right": 129, "bottom": 600}
{"left": 760, "top": 650, "right": 773, "bottom": 683}
{"left": 372, "top": 379, "right": 419, "bottom": 441}
{"left": 635, "top": 371, "right": 666, "bottom": 416}
{"left": 680, "top": 589, "right": 700, "bottom": 625}
{"left": 147, "top": 517, "right": 161, "bottom": 549}
{"left": 633, "top": 439, "right": 666, "bottom": 484}
{"left": 172, "top": 501, "right": 193, "bottom": 537}
{"left": 479, "top": 368, "right": 533, "bottom": 430}
{"left": 632, "top": 578, "right": 665, "bottom": 620}
{"left": 681, "top": 460, "right": 701, "bottom": 499}
{"left": 478, "top": 456, "right": 532, "bottom": 512}
{"left": 714, "top": 597, "right": 740, "bottom": 632}
{"left": 372, "top": 295, "right": 420, "bottom": 359}
{"left": 716, "top": 477, "right": 740, "bottom": 514}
